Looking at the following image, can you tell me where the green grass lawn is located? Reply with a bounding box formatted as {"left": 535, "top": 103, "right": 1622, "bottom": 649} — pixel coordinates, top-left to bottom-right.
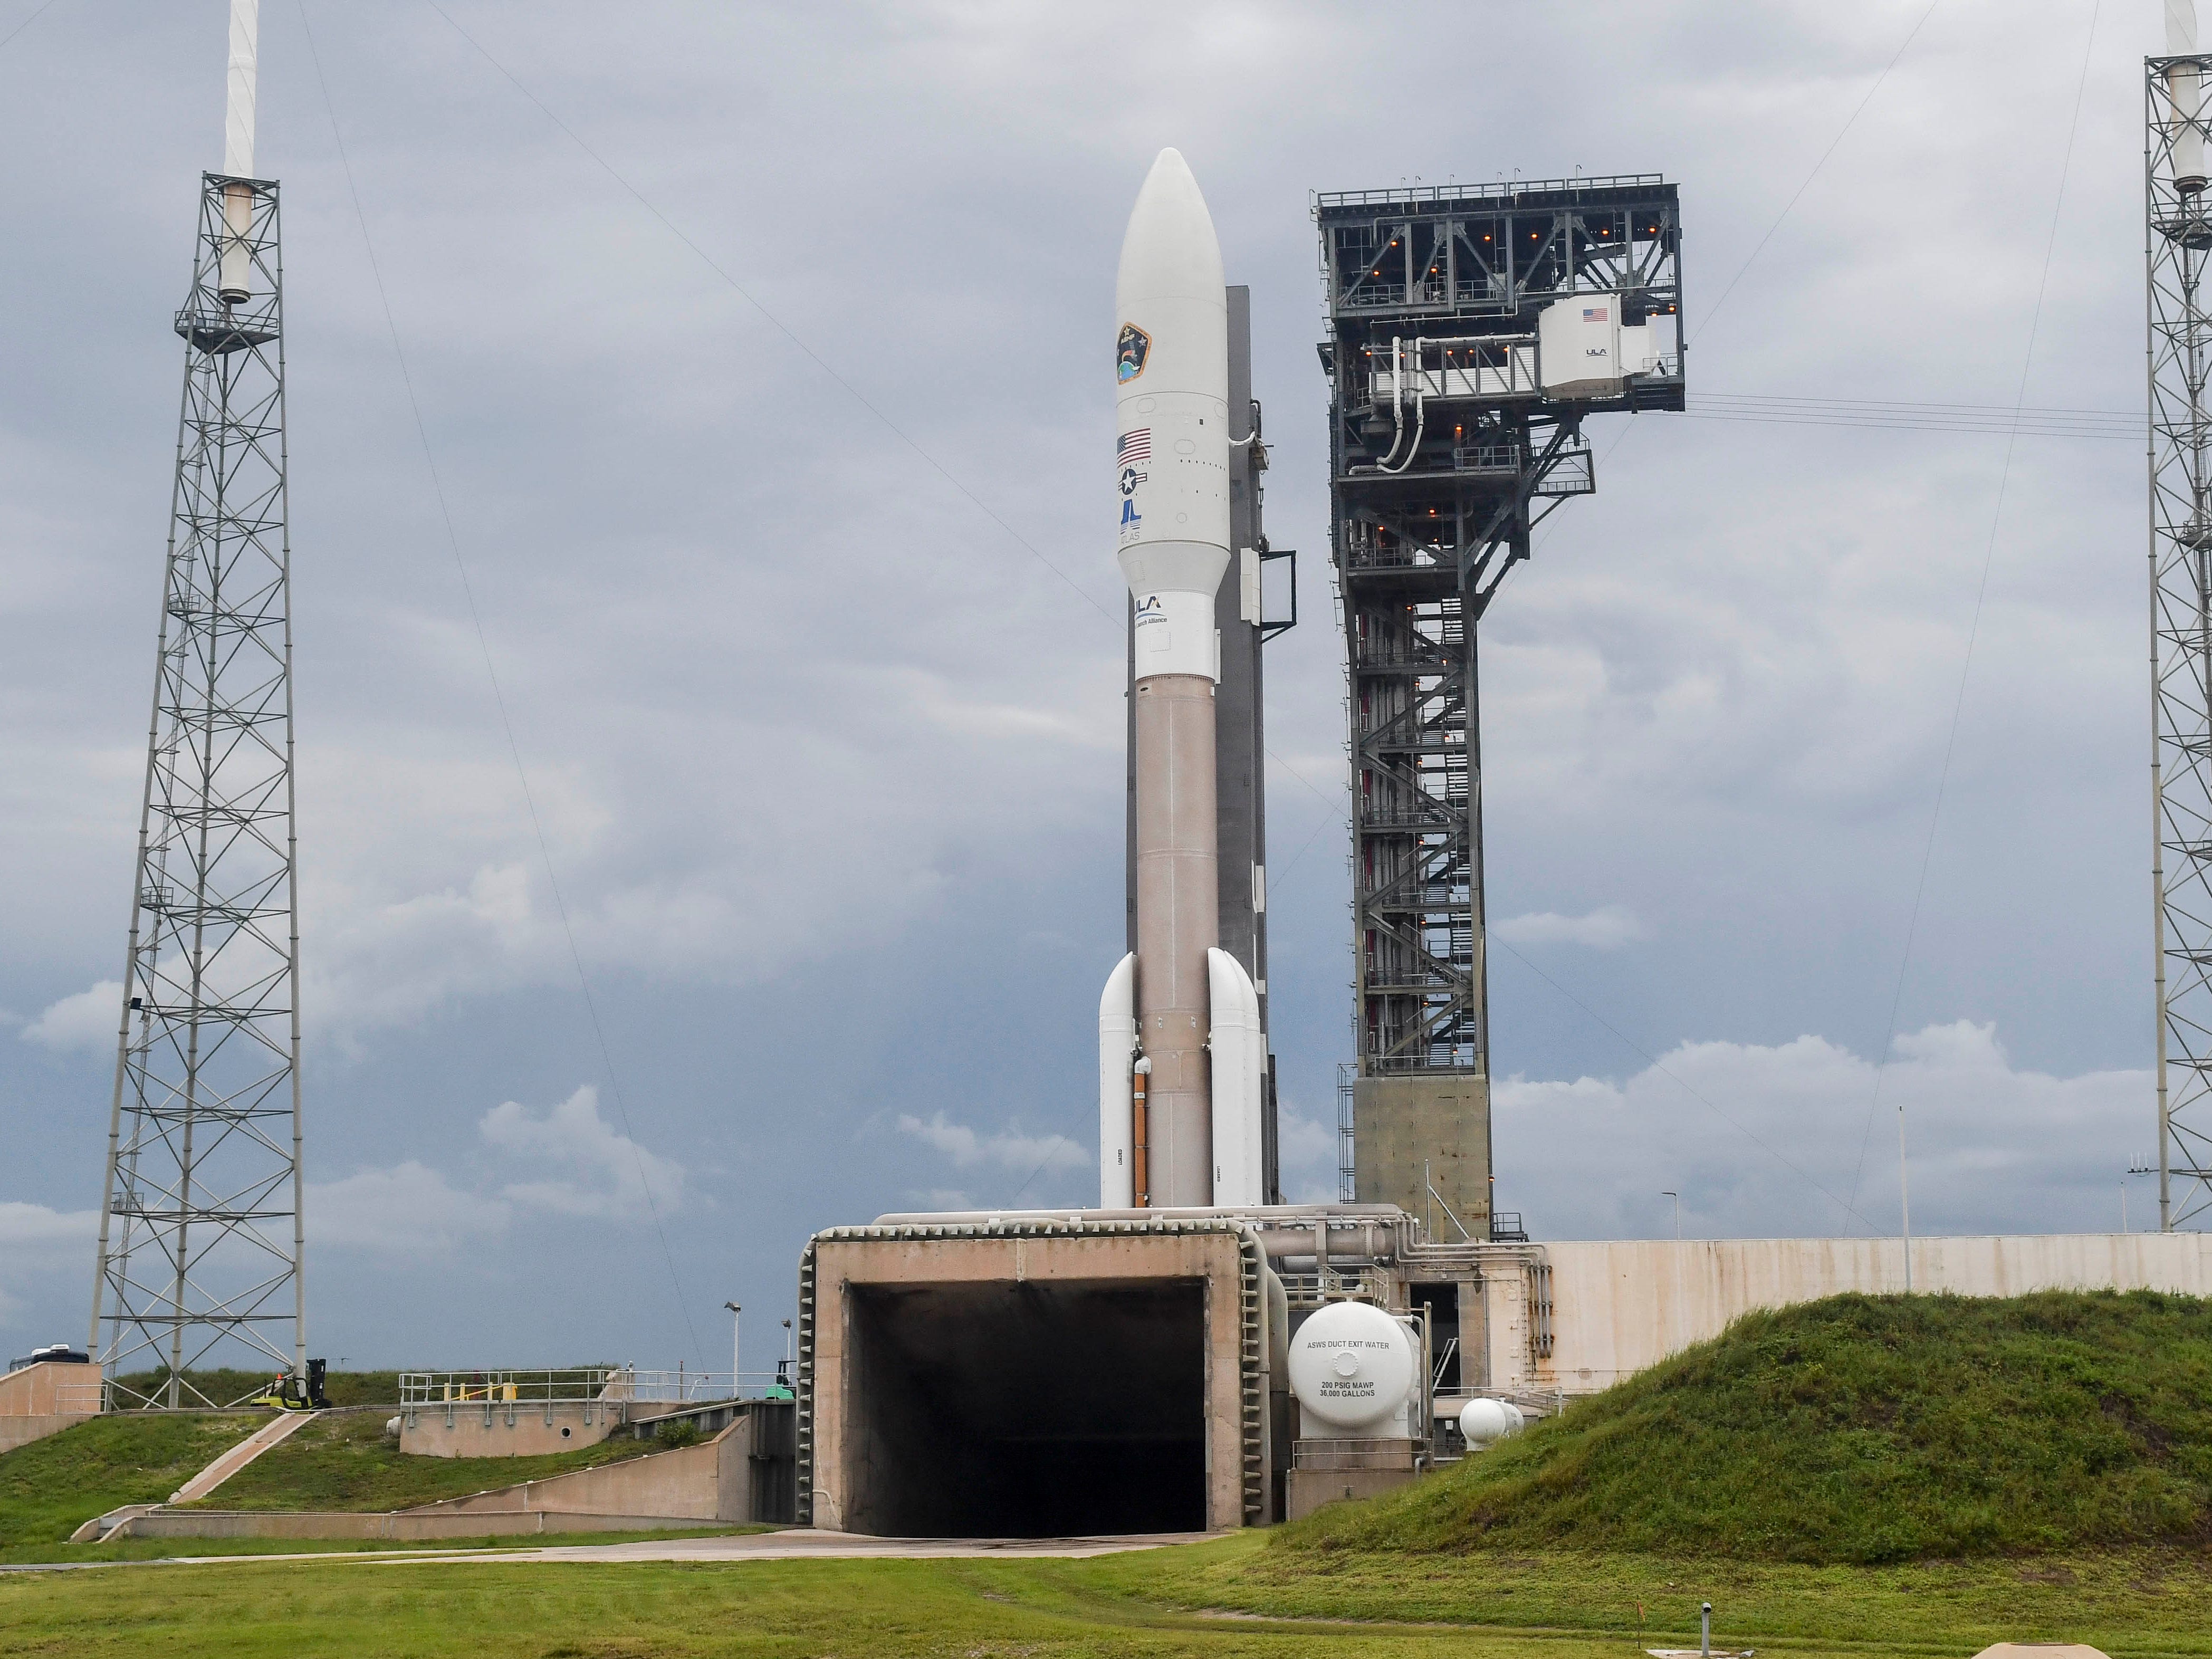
{"left": 0, "top": 1413, "right": 261, "bottom": 1548}
{"left": 0, "top": 1404, "right": 677, "bottom": 1553}
{"left": 180, "top": 1408, "right": 669, "bottom": 1512}
{"left": 12, "top": 1290, "right": 2209, "bottom": 1653}
{"left": 1, "top": 1536, "right": 2209, "bottom": 1658}
{"left": 0, "top": 1524, "right": 762, "bottom": 1569}
{"left": 1112, "top": 1532, "right": 2212, "bottom": 1648}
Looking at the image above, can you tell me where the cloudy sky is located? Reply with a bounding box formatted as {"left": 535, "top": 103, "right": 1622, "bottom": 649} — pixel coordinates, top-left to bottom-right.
{"left": 0, "top": 0, "right": 2175, "bottom": 1369}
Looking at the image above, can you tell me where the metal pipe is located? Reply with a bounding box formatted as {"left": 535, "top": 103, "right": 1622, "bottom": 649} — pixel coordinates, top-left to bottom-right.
{"left": 218, "top": 1, "right": 258, "bottom": 301}
{"left": 1132, "top": 1057, "right": 1152, "bottom": 1206}
{"left": 224, "top": 0, "right": 258, "bottom": 175}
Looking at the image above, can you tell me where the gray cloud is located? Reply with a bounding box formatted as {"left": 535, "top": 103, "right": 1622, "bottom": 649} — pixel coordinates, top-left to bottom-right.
{"left": 482, "top": 1085, "right": 687, "bottom": 1220}
{"left": 897, "top": 1112, "right": 1089, "bottom": 1176}
{"left": 1495, "top": 1021, "right": 2154, "bottom": 1243}
{"left": 308, "top": 1162, "right": 510, "bottom": 1254}
{"left": 0, "top": 1, "right": 2174, "bottom": 1363}
{"left": 1493, "top": 907, "right": 1650, "bottom": 951}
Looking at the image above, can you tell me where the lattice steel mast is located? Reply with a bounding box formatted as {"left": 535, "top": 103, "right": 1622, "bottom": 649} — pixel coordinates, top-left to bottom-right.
{"left": 87, "top": 0, "right": 307, "bottom": 1404}
{"left": 2150, "top": 12, "right": 2212, "bottom": 1231}
{"left": 1315, "top": 178, "right": 1684, "bottom": 1233}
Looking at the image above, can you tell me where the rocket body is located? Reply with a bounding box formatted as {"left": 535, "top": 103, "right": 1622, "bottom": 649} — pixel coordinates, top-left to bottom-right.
{"left": 1099, "top": 149, "right": 1263, "bottom": 1211}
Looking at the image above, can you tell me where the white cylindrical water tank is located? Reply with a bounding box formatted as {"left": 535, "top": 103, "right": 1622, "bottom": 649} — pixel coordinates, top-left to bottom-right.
{"left": 1458, "top": 1396, "right": 1526, "bottom": 1447}
{"left": 1287, "top": 1300, "right": 1418, "bottom": 1435}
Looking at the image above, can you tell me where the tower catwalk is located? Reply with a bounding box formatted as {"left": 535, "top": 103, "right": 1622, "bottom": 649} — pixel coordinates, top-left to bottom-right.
{"left": 2149, "top": 14, "right": 2212, "bottom": 1230}
{"left": 1315, "top": 178, "right": 1683, "bottom": 1236}
{"left": 88, "top": 1, "right": 305, "bottom": 1405}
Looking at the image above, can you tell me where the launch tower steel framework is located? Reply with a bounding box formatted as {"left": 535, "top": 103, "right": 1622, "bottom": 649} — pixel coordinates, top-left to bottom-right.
{"left": 2149, "top": 52, "right": 2212, "bottom": 1231}
{"left": 87, "top": 171, "right": 306, "bottom": 1406}
{"left": 1316, "top": 177, "right": 1683, "bottom": 1229}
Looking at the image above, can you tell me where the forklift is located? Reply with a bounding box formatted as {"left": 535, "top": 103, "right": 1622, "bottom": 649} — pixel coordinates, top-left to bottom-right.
{"left": 248, "top": 1358, "right": 331, "bottom": 1411}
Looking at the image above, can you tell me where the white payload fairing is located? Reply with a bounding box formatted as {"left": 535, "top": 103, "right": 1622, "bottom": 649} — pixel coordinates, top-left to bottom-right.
{"left": 1098, "top": 150, "right": 1267, "bottom": 1212}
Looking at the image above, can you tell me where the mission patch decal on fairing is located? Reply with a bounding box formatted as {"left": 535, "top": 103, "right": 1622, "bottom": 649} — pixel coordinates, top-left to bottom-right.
{"left": 1117, "top": 322, "right": 1151, "bottom": 382}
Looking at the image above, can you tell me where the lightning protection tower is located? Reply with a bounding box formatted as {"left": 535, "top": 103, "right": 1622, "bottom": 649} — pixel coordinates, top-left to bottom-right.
{"left": 1315, "top": 177, "right": 1683, "bottom": 1238}
{"left": 87, "top": 0, "right": 308, "bottom": 1406}
{"left": 2149, "top": 7, "right": 2212, "bottom": 1231}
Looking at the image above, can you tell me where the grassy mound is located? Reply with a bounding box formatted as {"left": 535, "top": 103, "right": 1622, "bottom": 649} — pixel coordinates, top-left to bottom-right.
{"left": 1281, "top": 1289, "right": 2212, "bottom": 1564}
{"left": 0, "top": 1412, "right": 261, "bottom": 1545}
{"left": 192, "top": 1407, "right": 668, "bottom": 1512}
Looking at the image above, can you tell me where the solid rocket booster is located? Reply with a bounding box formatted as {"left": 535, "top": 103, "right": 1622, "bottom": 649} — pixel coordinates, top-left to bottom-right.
{"left": 1098, "top": 149, "right": 1265, "bottom": 1211}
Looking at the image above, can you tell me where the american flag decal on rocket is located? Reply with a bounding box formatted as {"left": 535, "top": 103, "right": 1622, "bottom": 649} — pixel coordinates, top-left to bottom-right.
{"left": 1118, "top": 428, "right": 1152, "bottom": 463}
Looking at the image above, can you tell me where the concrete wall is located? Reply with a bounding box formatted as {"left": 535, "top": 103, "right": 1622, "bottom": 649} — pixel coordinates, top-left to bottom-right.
{"left": 400, "top": 1398, "right": 623, "bottom": 1457}
{"left": 1481, "top": 1233, "right": 2212, "bottom": 1396}
{"left": 111, "top": 1508, "right": 718, "bottom": 1541}
{"left": 0, "top": 1361, "right": 99, "bottom": 1453}
{"left": 111, "top": 1413, "right": 796, "bottom": 1539}
{"left": 806, "top": 1225, "right": 1258, "bottom": 1535}
{"left": 1353, "top": 1076, "right": 1491, "bottom": 1242}
{"left": 408, "top": 1431, "right": 729, "bottom": 1521}
{"left": 1286, "top": 1466, "right": 1416, "bottom": 1521}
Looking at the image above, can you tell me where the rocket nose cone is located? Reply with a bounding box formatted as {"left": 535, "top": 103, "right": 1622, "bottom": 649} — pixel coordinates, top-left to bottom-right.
{"left": 1143, "top": 147, "right": 1198, "bottom": 200}
{"left": 1116, "top": 147, "right": 1223, "bottom": 308}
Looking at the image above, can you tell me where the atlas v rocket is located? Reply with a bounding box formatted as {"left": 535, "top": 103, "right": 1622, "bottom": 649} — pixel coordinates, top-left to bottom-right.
{"left": 1099, "top": 150, "right": 1266, "bottom": 1211}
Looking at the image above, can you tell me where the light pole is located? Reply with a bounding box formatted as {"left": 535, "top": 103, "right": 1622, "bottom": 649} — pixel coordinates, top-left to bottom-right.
{"left": 2128, "top": 1160, "right": 2158, "bottom": 1233}
{"left": 782, "top": 1318, "right": 793, "bottom": 1366}
{"left": 1661, "top": 1192, "right": 1680, "bottom": 1241}
{"left": 723, "top": 1301, "right": 740, "bottom": 1394}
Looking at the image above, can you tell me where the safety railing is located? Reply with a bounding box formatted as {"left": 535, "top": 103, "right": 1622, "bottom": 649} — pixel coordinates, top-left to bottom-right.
{"left": 1317, "top": 175, "right": 1668, "bottom": 210}
{"left": 1291, "top": 1437, "right": 1420, "bottom": 1471}
{"left": 399, "top": 1366, "right": 792, "bottom": 1407}
{"left": 1371, "top": 348, "right": 1541, "bottom": 404}
{"left": 1276, "top": 1267, "right": 1394, "bottom": 1308}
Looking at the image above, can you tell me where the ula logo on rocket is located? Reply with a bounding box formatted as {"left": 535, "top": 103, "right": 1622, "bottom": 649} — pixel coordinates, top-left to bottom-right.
{"left": 1133, "top": 593, "right": 1166, "bottom": 627}
{"left": 1117, "top": 323, "right": 1151, "bottom": 383}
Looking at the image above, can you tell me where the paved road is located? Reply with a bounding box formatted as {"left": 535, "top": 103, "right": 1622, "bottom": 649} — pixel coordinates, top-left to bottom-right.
{"left": 479, "top": 1528, "right": 1207, "bottom": 1564}
{"left": 1, "top": 1528, "right": 1209, "bottom": 1574}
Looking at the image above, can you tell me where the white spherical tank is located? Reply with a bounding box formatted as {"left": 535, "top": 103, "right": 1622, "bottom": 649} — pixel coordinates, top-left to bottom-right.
{"left": 1458, "top": 1397, "right": 1526, "bottom": 1447}
{"left": 1287, "top": 1300, "right": 1418, "bottom": 1434}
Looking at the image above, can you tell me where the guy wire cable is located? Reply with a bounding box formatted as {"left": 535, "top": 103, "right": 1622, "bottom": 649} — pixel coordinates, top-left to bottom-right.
{"left": 1843, "top": 0, "right": 2106, "bottom": 1231}
{"left": 298, "top": 0, "right": 707, "bottom": 1363}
